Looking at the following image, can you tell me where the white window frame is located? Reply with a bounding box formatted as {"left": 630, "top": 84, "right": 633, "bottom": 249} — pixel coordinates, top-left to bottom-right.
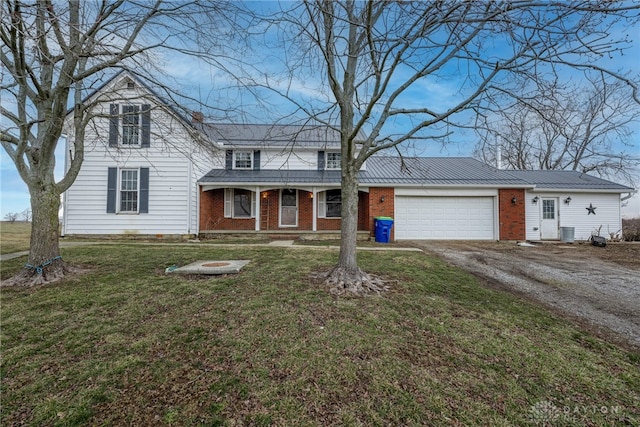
{"left": 224, "top": 188, "right": 256, "bottom": 218}
{"left": 119, "top": 169, "right": 139, "bottom": 213}
{"left": 326, "top": 152, "right": 341, "bottom": 169}
{"left": 121, "top": 104, "right": 141, "bottom": 146}
{"left": 317, "top": 189, "right": 341, "bottom": 218}
{"left": 233, "top": 151, "right": 253, "bottom": 170}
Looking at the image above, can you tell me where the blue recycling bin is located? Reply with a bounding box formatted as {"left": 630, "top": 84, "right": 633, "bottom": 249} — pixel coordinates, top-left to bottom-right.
{"left": 374, "top": 216, "right": 394, "bottom": 243}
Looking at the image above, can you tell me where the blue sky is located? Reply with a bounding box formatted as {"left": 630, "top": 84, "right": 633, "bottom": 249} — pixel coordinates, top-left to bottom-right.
{"left": 2, "top": 2, "right": 639, "bottom": 220}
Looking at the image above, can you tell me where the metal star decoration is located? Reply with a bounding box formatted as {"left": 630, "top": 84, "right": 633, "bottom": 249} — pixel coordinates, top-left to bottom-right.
{"left": 586, "top": 203, "right": 597, "bottom": 215}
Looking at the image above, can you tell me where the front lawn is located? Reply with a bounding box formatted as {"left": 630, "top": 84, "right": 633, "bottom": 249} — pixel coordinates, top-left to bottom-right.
{"left": 1, "top": 245, "right": 638, "bottom": 426}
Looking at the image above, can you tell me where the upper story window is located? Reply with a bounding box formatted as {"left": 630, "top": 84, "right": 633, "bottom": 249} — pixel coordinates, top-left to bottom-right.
{"left": 109, "top": 103, "right": 151, "bottom": 148}
{"left": 326, "top": 152, "right": 341, "bottom": 169}
{"left": 234, "top": 151, "right": 253, "bottom": 169}
{"left": 122, "top": 105, "right": 140, "bottom": 146}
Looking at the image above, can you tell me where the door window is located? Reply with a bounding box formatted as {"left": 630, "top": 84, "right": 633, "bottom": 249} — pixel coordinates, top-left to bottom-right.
{"left": 542, "top": 199, "right": 555, "bottom": 219}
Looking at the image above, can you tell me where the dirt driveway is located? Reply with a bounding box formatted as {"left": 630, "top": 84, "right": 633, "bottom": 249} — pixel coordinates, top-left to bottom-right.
{"left": 410, "top": 241, "right": 640, "bottom": 350}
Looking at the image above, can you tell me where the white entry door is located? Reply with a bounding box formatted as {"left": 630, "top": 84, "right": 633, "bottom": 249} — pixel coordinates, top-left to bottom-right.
{"left": 541, "top": 198, "right": 559, "bottom": 239}
{"left": 280, "top": 189, "right": 298, "bottom": 227}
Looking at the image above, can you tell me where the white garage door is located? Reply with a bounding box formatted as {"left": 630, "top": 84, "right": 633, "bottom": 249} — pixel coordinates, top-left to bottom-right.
{"left": 395, "top": 196, "right": 495, "bottom": 240}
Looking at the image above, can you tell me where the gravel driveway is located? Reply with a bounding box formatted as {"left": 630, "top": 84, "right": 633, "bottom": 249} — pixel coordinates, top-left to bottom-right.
{"left": 410, "top": 241, "right": 640, "bottom": 350}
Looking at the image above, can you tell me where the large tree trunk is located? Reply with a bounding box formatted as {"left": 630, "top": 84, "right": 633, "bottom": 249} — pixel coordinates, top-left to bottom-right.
{"left": 324, "top": 165, "right": 389, "bottom": 296}
{"left": 336, "top": 166, "right": 360, "bottom": 272}
{"left": 3, "top": 182, "right": 66, "bottom": 287}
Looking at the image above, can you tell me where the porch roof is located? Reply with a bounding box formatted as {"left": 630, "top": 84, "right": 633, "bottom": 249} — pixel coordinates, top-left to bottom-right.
{"left": 199, "top": 169, "right": 342, "bottom": 186}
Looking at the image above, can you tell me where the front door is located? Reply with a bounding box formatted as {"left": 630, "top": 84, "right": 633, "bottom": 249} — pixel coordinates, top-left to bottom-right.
{"left": 541, "top": 198, "right": 559, "bottom": 239}
{"left": 280, "top": 189, "right": 298, "bottom": 227}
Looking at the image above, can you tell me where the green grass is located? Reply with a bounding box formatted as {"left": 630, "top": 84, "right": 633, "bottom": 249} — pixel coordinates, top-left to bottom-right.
{"left": 0, "top": 221, "right": 32, "bottom": 254}
{"left": 1, "top": 244, "right": 638, "bottom": 426}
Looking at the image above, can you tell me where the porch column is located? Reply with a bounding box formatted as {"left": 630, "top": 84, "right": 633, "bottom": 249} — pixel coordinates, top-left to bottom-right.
{"left": 255, "top": 186, "right": 261, "bottom": 231}
{"left": 312, "top": 187, "right": 317, "bottom": 232}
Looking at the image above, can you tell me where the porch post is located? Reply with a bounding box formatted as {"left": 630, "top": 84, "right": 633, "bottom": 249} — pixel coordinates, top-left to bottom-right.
{"left": 255, "top": 186, "right": 261, "bottom": 231}
{"left": 312, "top": 186, "right": 317, "bottom": 232}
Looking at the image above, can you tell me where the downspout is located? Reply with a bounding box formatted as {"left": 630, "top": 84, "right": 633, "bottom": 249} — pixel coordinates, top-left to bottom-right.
{"left": 187, "top": 157, "right": 193, "bottom": 235}
{"left": 61, "top": 135, "right": 69, "bottom": 237}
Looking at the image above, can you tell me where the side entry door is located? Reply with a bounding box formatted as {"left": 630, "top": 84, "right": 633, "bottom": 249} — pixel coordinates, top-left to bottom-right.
{"left": 540, "top": 198, "right": 559, "bottom": 240}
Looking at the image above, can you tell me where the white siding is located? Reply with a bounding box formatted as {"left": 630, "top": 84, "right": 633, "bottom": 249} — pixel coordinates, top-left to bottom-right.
{"left": 63, "top": 78, "right": 217, "bottom": 235}
{"left": 524, "top": 191, "right": 622, "bottom": 241}
{"left": 260, "top": 150, "right": 318, "bottom": 170}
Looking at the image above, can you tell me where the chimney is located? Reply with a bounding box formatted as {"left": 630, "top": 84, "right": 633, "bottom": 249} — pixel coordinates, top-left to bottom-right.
{"left": 496, "top": 146, "right": 502, "bottom": 170}
{"left": 191, "top": 111, "right": 204, "bottom": 123}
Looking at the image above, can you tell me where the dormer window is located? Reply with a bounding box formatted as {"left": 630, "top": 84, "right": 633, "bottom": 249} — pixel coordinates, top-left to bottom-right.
{"left": 234, "top": 151, "right": 253, "bottom": 169}
{"left": 326, "top": 152, "right": 341, "bottom": 169}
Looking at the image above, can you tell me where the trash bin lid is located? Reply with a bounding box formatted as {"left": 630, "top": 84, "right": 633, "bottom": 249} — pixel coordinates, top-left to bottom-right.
{"left": 374, "top": 216, "right": 393, "bottom": 220}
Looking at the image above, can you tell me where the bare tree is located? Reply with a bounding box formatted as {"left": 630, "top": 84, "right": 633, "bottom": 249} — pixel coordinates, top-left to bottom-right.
{"left": 254, "top": 1, "right": 639, "bottom": 294}
{"left": 21, "top": 209, "right": 32, "bottom": 223}
{"left": 4, "top": 212, "right": 19, "bottom": 223}
{"left": 1, "top": 1, "right": 241, "bottom": 286}
{"left": 475, "top": 76, "right": 640, "bottom": 184}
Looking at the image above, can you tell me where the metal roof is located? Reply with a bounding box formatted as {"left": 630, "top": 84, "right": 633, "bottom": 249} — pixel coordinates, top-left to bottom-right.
{"left": 361, "top": 157, "right": 527, "bottom": 186}
{"left": 199, "top": 157, "right": 634, "bottom": 191}
{"left": 505, "top": 170, "right": 634, "bottom": 191}
{"left": 199, "top": 156, "right": 530, "bottom": 187}
{"left": 199, "top": 169, "right": 342, "bottom": 185}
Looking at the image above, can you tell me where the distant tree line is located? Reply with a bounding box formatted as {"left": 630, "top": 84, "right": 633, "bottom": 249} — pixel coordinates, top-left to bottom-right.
{"left": 3, "top": 209, "right": 31, "bottom": 223}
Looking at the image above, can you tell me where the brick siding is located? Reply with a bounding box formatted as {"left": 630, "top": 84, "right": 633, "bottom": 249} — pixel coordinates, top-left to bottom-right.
{"left": 498, "top": 188, "right": 526, "bottom": 240}
{"left": 200, "top": 188, "right": 373, "bottom": 232}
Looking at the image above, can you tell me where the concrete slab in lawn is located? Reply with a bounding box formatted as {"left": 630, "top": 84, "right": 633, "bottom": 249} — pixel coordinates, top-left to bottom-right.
{"left": 168, "top": 260, "right": 250, "bottom": 275}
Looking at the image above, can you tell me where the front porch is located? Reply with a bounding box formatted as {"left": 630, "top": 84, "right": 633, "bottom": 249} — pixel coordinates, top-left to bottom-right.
{"left": 198, "top": 187, "right": 394, "bottom": 238}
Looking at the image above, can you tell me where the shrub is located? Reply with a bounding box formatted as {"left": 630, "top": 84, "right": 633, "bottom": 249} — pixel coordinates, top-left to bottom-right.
{"left": 622, "top": 218, "right": 640, "bottom": 241}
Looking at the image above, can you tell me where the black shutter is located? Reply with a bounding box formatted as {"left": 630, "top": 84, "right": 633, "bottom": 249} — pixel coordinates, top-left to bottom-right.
{"left": 107, "top": 167, "right": 117, "bottom": 213}
{"left": 141, "top": 104, "right": 151, "bottom": 147}
{"left": 253, "top": 150, "right": 260, "bottom": 170}
{"left": 318, "top": 150, "right": 325, "bottom": 170}
{"left": 109, "top": 104, "right": 119, "bottom": 147}
{"left": 225, "top": 150, "right": 233, "bottom": 170}
{"left": 139, "top": 167, "right": 149, "bottom": 213}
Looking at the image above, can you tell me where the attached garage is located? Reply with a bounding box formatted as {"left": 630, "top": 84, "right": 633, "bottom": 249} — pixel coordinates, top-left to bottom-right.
{"left": 395, "top": 196, "right": 496, "bottom": 240}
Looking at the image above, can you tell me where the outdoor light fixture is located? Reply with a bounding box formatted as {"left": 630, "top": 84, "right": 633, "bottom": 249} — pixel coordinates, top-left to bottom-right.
{"left": 511, "top": 196, "right": 517, "bottom": 205}
{"left": 309, "top": 192, "right": 314, "bottom": 199}
{"left": 564, "top": 196, "right": 572, "bottom": 205}
{"left": 532, "top": 196, "right": 539, "bottom": 204}
{"left": 380, "top": 196, "right": 385, "bottom": 203}
{"left": 262, "top": 192, "right": 268, "bottom": 199}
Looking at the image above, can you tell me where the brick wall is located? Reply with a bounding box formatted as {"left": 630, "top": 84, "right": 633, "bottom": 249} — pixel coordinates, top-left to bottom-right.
{"left": 368, "top": 187, "right": 395, "bottom": 240}
{"left": 199, "top": 188, "right": 255, "bottom": 230}
{"left": 201, "top": 188, "right": 371, "bottom": 232}
{"left": 498, "top": 188, "right": 526, "bottom": 240}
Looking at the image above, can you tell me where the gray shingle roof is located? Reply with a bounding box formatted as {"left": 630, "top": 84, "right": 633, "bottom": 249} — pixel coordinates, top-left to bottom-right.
{"left": 505, "top": 170, "right": 634, "bottom": 191}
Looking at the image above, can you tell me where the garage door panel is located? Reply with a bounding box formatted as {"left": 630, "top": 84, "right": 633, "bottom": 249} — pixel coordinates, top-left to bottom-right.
{"left": 395, "top": 196, "right": 495, "bottom": 240}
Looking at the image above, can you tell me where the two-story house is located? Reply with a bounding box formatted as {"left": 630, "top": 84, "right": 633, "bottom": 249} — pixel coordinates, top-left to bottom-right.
{"left": 62, "top": 72, "right": 634, "bottom": 241}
